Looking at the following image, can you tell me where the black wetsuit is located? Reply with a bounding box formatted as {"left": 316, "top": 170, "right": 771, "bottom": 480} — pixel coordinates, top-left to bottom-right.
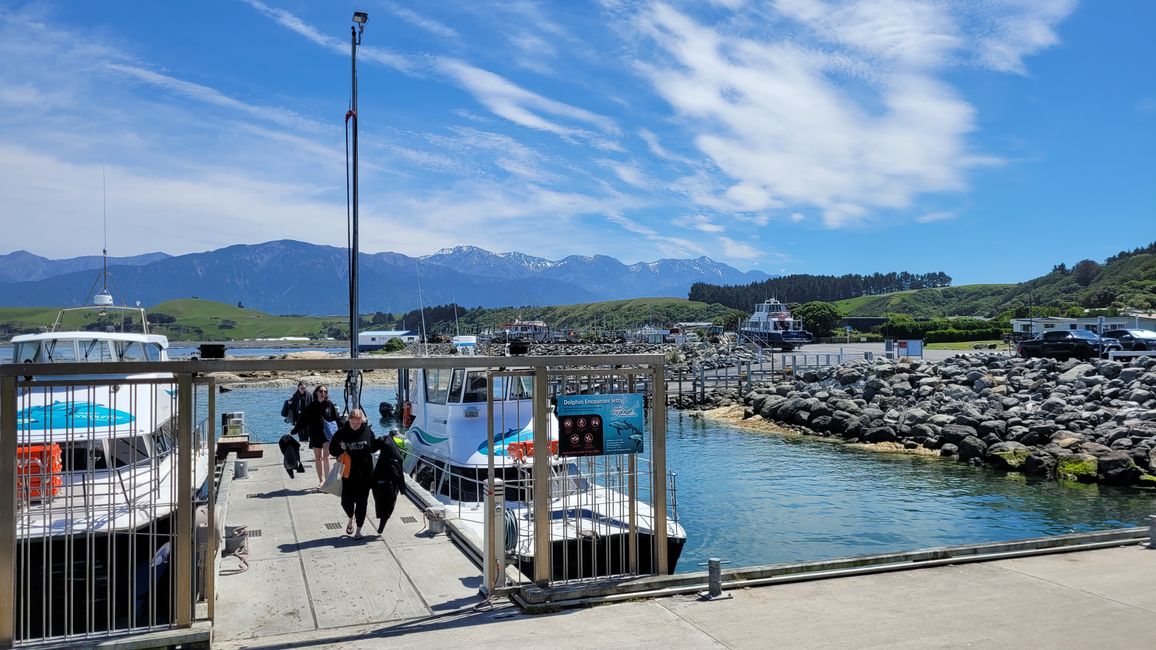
{"left": 329, "top": 422, "right": 378, "bottom": 528}
{"left": 277, "top": 434, "right": 305, "bottom": 478}
{"left": 372, "top": 435, "right": 405, "bottom": 533}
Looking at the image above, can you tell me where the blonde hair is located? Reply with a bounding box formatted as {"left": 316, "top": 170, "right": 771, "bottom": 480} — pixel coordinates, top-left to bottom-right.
{"left": 349, "top": 408, "right": 366, "bottom": 420}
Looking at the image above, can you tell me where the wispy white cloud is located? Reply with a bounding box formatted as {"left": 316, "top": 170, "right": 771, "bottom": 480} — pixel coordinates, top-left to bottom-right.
{"left": 718, "top": 236, "right": 761, "bottom": 260}
{"left": 673, "top": 214, "right": 726, "bottom": 233}
{"left": 915, "top": 211, "right": 955, "bottom": 224}
{"left": 1135, "top": 97, "right": 1156, "bottom": 114}
{"left": 386, "top": 3, "right": 458, "bottom": 40}
{"left": 436, "top": 58, "right": 619, "bottom": 138}
{"left": 970, "top": 0, "right": 1077, "bottom": 74}
{"left": 105, "top": 63, "right": 326, "bottom": 134}
{"left": 241, "top": 0, "right": 418, "bottom": 74}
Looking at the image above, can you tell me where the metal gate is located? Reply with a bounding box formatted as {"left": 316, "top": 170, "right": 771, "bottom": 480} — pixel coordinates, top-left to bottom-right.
{"left": 479, "top": 365, "right": 677, "bottom": 592}
{"left": 0, "top": 370, "right": 216, "bottom": 647}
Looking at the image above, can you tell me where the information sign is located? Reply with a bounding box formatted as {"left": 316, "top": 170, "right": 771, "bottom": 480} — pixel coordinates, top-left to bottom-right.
{"left": 556, "top": 393, "right": 645, "bottom": 456}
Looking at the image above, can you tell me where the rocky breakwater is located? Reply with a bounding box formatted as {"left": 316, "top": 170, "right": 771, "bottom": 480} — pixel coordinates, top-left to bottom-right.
{"left": 738, "top": 354, "right": 1156, "bottom": 487}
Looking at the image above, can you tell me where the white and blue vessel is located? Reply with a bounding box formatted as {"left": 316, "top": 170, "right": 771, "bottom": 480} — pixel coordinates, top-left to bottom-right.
{"left": 8, "top": 287, "right": 211, "bottom": 636}
{"left": 740, "top": 298, "right": 814, "bottom": 350}
{"left": 397, "top": 365, "right": 686, "bottom": 580}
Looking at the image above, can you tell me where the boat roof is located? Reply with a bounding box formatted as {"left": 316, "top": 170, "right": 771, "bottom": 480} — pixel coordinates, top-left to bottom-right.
{"left": 11, "top": 330, "right": 169, "bottom": 347}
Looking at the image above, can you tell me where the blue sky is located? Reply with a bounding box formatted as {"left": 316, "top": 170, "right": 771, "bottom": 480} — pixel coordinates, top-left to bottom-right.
{"left": 0, "top": 1, "right": 1152, "bottom": 285}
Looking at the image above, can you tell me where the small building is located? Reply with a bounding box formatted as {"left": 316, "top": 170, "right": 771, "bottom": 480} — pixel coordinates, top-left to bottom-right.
{"left": 358, "top": 330, "right": 418, "bottom": 351}
{"left": 1009, "top": 314, "right": 1156, "bottom": 336}
{"left": 633, "top": 325, "right": 667, "bottom": 344}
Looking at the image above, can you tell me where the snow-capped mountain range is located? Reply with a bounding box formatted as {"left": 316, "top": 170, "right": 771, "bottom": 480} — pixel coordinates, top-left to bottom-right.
{"left": 0, "top": 241, "right": 771, "bottom": 315}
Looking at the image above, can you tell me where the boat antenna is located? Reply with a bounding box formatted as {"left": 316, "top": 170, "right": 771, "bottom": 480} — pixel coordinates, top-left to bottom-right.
{"left": 416, "top": 264, "right": 428, "bottom": 357}
{"left": 452, "top": 293, "right": 460, "bottom": 336}
{"left": 343, "top": 10, "right": 368, "bottom": 414}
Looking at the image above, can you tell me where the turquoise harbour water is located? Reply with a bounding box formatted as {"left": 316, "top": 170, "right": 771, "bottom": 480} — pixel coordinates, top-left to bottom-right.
{"left": 210, "top": 387, "right": 1154, "bottom": 574}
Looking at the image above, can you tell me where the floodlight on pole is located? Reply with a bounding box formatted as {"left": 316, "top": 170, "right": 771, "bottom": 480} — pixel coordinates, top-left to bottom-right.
{"left": 345, "top": 10, "right": 367, "bottom": 411}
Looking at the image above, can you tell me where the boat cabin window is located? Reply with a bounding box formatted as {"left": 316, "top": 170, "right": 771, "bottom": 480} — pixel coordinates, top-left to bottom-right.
{"left": 45, "top": 339, "right": 77, "bottom": 363}
{"left": 109, "top": 435, "right": 151, "bottom": 468}
{"left": 118, "top": 341, "right": 147, "bottom": 361}
{"left": 463, "top": 372, "right": 488, "bottom": 403}
{"left": 61, "top": 442, "right": 109, "bottom": 471}
{"left": 424, "top": 369, "right": 451, "bottom": 405}
{"left": 13, "top": 341, "right": 42, "bottom": 363}
{"left": 145, "top": 343, "right": 164, "bottom": 361}
{"left": 490, "top": 376, "right": 506, "bottom": 401}
{"left": 447, "top": 369, "right": 465, "bottom": 403}
{"left": 79, "top": 338, "right": 114, "bottom": 362}
{"left": 509, "top": 376, "right": 533, "bottom": 400}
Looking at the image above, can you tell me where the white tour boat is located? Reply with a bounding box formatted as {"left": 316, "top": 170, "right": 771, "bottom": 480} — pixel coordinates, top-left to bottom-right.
{"left": 396, "top": 365, "right": 686, "bottom": 580}
{"left": 740, "top": 298, "right": 814, "bottom": 350}
{"left": 7, "top": 281, "right": 212, "bottom": 637}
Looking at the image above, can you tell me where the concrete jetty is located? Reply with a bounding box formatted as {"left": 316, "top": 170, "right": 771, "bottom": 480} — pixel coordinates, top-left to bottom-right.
{"left": 213, "top": 446, "right": 485, "bottom": 645}
{"left": 213, "top": 446, "right": 1154, "bottom": 649}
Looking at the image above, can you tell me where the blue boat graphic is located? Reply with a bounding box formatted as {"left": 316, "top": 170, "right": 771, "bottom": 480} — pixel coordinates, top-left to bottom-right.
{"left": 18, "top": 401, "right": 136, "bottom": 431}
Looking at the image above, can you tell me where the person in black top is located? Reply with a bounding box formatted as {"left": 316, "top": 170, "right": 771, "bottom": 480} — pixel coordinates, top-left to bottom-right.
{"left": 290, "top": 385, "right": 339, "bottom": 486}
{"left": 329, "top": 408, "right": 379, "bottom": 539}
{"left": 372, "top": 428, "right": 406, "bottom": 533}
{"left": 285, "top": 381, "right": 313, "bottom": 425}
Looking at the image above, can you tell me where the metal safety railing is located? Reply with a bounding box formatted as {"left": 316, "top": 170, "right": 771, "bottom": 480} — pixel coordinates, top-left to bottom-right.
{"left": 2, "top": 353, "right": 673, "bottom": 642}
{"left": 0, "top": 372, "right": 215, "bottom": 648}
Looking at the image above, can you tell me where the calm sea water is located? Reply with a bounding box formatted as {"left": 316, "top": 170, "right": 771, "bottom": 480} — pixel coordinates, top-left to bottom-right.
{"left": 210, "top": 387, "right": 1154, "bottom": 574}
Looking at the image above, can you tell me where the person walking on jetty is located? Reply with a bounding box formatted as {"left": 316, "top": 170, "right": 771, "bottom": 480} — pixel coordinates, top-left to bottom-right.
{"left": 291, "top": 385, "right": 340, "bottom": 486}
{"left": 372, "top": 428, "right": 406, "bottom": 533}
{"left": 329, "top": 408, "right": 379, "bottom": 539}
{"left": 284, "top": 381, "right": 313, "bottom": 425}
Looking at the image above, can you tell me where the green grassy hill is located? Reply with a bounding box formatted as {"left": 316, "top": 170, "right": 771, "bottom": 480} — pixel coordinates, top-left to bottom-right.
{"left": 0, "top": 299, "right": 348, "bottom": 342}
{"left": 146, "top": 300, "right": 345, "bottom": 340}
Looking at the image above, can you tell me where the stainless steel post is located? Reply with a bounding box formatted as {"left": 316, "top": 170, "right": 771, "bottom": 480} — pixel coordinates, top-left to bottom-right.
{"left": 206, "top": 379, "right": 217, "bottom": 622}
{"left": 652, "top": 364, "right": 669, "bottom": 575}
{"left": 175, "top": 373, "right": 194, "bottom": 626}
{"left": 485, "top": 478, "right": 506, "bottom": 593}
{"left": 531, "top": 365, "right": 551, "bottom": 586}
{"left": 0, "top": 375, "right": 16, "bottom": 646}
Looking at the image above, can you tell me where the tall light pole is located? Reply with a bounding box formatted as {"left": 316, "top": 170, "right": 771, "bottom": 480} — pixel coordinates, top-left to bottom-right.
{"left": 347, "top": 10, "right": 367, "bottom": 411}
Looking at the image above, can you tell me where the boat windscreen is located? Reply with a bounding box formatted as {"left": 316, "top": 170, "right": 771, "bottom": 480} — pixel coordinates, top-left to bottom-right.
{"left": 448, "top": 369, "right": 465, "bottom": 403}
{"left": 45, "top": 339, "right": 77, "bottom": 362}
{"left": 118, "top": 341, "right": 146, "bottom": 361}
{"left": 13, "top": 341, "right": 41, "bottom": 363}
{"left": 463, "top": 372, "right": 488, "bottom": 403}
{"left": 80, "top": 338, "right": 115, "bottom": 362}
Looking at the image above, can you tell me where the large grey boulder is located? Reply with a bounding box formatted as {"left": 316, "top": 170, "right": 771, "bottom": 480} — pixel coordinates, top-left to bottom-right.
{"left": 958, "top": 436, "right": 988, "bottom": 462}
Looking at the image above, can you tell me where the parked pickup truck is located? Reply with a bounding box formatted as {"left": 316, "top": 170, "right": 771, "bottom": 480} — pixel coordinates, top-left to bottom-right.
{"left": 1101, "top": 329, "right": 1156, "bottom": 352}
{"left": 1016, "top": 330, "right": 1121, "bottom": 360}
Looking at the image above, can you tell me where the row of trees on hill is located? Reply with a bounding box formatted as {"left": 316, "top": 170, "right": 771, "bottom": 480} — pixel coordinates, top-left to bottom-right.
{"left": 688, "top": 271, "right": 952, "bottom": 310}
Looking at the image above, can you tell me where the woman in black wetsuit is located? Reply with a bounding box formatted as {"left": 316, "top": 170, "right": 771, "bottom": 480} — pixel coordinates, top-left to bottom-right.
{"left": 328, "top": 408, "right": 379, "bottom": 539}
{"left": 290, "top": 385, "right": 340, "bottom": 486}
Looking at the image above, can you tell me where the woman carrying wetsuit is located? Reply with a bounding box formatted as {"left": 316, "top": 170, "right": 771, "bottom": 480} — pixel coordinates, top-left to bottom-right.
{"left": 329, "top": 408, "right": 378, "bottom": 539}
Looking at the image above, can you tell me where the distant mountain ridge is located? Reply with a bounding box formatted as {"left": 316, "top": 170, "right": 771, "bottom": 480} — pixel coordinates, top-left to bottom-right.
{"left": 0, "top": 250, "right": 171, "bottom": 283}
{"left": 0, "top": 241, "right": 771, "bottom": 316}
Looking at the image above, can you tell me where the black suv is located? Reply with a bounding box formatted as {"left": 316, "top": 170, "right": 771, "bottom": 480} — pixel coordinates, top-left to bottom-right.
{"left": 1101, "top": 329, "right": 1156, "bottom": 352}
{"left": 1017, "top": 330, "right": 1121, "bottom": 360}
